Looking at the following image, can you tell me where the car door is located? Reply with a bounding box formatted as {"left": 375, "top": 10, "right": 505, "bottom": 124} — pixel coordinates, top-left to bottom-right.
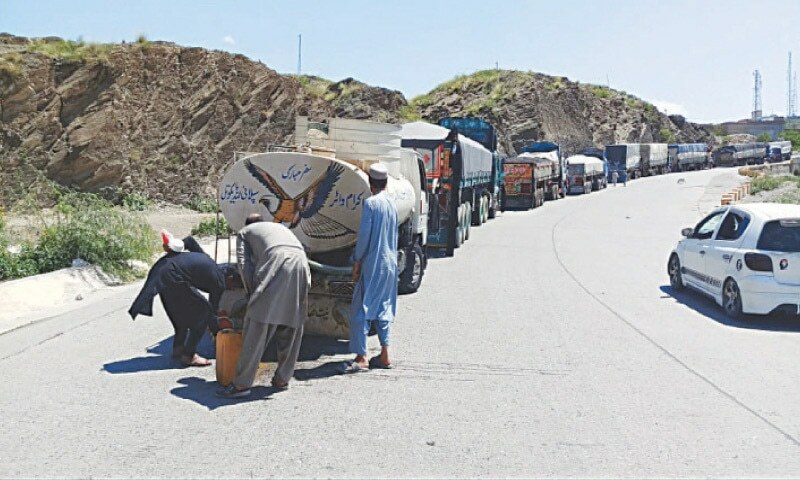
{"left": 682, "top": 210, "right": 726, "bottom": 292}
{"left": 706, "top": 210, "right": 751, "bottom": 297}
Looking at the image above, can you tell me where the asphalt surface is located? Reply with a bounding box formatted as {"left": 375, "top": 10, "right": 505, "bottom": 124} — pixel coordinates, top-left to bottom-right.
{"left": 2, "top": 168, "right": 800, "bottom": 477}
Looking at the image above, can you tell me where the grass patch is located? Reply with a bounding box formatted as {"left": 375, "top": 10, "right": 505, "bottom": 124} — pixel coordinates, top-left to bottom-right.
{"left": 0, "top": 192, "right": 156, "bottom": 281}
{"left": 398, "top": 104, "right": 421, "bottom": 122}
{"left": 191, "top": 217, "right": 233, "bottom": 237}
{"left": 184, "top": 196, "right": 219, "bottom": 213}
{"left": 750, "top": 175, "right": 800, "bottom": 194}
{"left": 27, "top": 38, "right": 115, "bottom": 62}
{"left": 590, "top": 85, "right": 613, "bottom": 99}
{"left": 291, "top": 74, "right": 333, "bottom": 98}
{"left": 545, "top": 78, "right": 564, "bottom": 92}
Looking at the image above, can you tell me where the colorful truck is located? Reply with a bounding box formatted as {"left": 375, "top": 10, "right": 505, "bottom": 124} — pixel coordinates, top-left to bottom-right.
{"left": 437, "top": 117, "right": 505, "bottom": 223}
{"left": 502, "top": 151, "right": 561, "bottom": 210}
{"left": 520, "top": 142, "right": 564, "bottom": 201}
{"left": 400, "top": 120, "right": 495, "bottom": 256}
{"left": 218, "top": 117, "right": 429, "bottom": 337}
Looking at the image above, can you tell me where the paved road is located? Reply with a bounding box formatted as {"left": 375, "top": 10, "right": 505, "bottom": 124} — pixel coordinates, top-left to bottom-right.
{"left": 2, "top": 169, "right": 800, "bottom": 477}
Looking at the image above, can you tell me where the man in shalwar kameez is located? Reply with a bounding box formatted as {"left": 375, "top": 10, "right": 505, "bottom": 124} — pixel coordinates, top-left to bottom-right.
{"left": 347, "top": 163, "right": 398, "bottom": 372}
{"left": 217, "top": 214, "right": 311, "bottom": 398}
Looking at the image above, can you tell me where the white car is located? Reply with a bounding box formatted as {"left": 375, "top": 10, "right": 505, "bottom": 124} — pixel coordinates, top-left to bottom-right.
{"left": 668, "top": 203, "right": 800, "bottom": 318}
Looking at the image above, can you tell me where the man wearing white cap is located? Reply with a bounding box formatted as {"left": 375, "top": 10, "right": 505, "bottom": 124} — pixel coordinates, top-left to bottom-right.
{"left": 129, "top": 230, "right": 229, "bottom": 367}
{"left": 347, "top": 162, "right": 398, "bottom": 372}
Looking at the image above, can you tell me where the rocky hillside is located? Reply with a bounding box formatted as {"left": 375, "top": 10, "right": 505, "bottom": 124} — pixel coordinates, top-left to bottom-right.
{"left": 410, "top": 70, "right": 712, "bottom": 156}
{"left": 0, "top": 35, "right": 712, "bottom": 207}
{"left": 0, "top": 35, "right": 405, "bottom": 206}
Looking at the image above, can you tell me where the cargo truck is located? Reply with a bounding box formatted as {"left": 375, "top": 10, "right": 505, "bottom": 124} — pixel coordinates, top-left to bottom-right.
{"left": 520, "top": 141, "right": 564, "bottom": 201}
{"left": 400, "top": 121, "right": 495, "bottom": 256}
{"left": 640, "top": 143, "right": 669, "bottom": 176}
{"left": 218, "top": 117, "right": 429, "bottom": 338}
{"left": 768, "top": 140, "right": 792, "bottom": 162}
{"left": 605, "top": 144, "right": 642, "bottom": 180}
{"left": 713, "top": 142, "right": 767, "bottom": 167}
{"left": 565, "top": 154, "right": 606, "bottom": 194}
{"left": 502, "top": 153, "right": 555, "bottom": 209}
{"left": 668, "top": 143, "right": 709, "bottom": 171}
{"left": 437, "top": 117, "right": 505, "bottom": 223}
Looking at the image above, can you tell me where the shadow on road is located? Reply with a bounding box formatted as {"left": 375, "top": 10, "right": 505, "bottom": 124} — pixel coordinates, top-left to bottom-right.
{"left": 102, "top": 334, "right": 217, "bottom": 374}
{"left": 660, "top": 285, "right": 800, "bottom": 333}
{"left": 170, "top": 376, "right": 278, "bottom": 410}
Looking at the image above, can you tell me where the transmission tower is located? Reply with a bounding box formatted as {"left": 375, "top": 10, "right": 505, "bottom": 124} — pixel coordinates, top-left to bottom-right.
{"left": 788, "top": 52, "right": 795, "bottom": 117}
{"left": 753, "top": 69, "right": 762, "bottom": 120}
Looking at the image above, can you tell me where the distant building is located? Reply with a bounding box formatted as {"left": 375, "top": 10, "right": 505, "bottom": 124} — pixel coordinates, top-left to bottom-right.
{"left": 714, "top": 117, "right": 786, "bottom": 140}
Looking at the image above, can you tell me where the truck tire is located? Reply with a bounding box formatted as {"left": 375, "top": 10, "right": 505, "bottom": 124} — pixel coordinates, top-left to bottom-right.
{"left": 398, "top": 243, "right": 425, "bottom": 294}
{"left": 464, "top": 202, "right": 472, "bottom": 241}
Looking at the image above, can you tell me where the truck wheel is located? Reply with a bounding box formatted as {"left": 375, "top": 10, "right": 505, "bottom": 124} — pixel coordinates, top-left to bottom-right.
{"left": 464, "top": 202, "right": 472, "bottom": 240}
{"left": 398, "top": 243, "right": 425, "bottom": 294}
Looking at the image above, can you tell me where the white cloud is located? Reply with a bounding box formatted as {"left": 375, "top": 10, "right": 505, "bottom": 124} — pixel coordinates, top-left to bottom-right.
{"left": 223, "top": 35, "right": 235, "bottom": 46}
{"left": 651, "top": 100, "right": 688, "bottom": 117}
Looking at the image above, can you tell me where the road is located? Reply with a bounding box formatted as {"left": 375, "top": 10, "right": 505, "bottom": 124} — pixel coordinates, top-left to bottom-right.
{"left": 2, "top": 168, "right": 800, "bottom": 477}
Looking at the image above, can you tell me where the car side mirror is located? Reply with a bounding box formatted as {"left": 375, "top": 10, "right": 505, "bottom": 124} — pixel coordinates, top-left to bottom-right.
{"left": 681, "top": 227, "right": 694, "bottom": 238}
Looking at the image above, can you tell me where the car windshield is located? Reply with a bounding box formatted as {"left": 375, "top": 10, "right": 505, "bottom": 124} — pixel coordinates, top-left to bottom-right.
{"left": 757, "top": 220, "right": 800, "bottom": 252}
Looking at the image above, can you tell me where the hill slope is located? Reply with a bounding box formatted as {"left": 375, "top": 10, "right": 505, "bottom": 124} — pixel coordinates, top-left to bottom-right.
{"left": 410, "top": 70, "right": 712, "bottom": 155}
{"left": 0, "top": 35, "right": 405, "bottom": 205}
{"left": 0, "top": 35, "right": 711, "bottom": 207}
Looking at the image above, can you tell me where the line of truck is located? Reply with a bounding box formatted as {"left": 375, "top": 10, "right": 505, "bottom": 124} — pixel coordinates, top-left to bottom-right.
{"left": 216, "top": 116, "right": 793, "bottom": 338}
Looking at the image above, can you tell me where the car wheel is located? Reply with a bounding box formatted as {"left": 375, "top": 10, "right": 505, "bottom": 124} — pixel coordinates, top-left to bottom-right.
{"left": 668, "top": 254, "right": 684, "bottom": 290}
{"left": 722, "top": 278, "right": 744, "bottom": 319}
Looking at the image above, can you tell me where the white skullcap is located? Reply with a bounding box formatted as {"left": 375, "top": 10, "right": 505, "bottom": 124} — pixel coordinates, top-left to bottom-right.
{"left": 161, "top": 229, "right": 185, "bottom": 253}
{"left": 368, "top": 163, "right": 388, "bottom": 180}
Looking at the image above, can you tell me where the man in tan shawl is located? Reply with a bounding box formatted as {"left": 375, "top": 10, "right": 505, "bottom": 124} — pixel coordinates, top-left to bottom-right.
{"left": 217, "top": 214, "right": 310, "bottom": 398}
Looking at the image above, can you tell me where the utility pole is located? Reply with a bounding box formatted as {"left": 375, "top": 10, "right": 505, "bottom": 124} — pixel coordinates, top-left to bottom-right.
{"left": 297, "top": 34, "right": 302, "bottom": 75}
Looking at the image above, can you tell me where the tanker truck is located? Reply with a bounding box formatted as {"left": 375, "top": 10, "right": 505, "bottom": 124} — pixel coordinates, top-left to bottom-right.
{"left": 218, "top": 117, "right": 429, "bottom": 338}
{"left": 400, "top": 121, "right": 495, "bottom": 256}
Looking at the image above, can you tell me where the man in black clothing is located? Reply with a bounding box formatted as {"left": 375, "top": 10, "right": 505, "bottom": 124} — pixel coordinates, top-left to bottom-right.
{"left": 129, "top": 232, "right": 231, "bottom": 367}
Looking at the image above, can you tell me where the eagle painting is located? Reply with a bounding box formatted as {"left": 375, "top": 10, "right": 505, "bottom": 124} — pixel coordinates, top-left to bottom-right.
{"left": 244, "top": 159, "right": 357, "bottom": 240}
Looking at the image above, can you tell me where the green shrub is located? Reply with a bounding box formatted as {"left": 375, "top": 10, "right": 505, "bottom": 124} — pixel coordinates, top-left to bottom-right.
{"left": 0, "top": 192, "right": 157, "bottom": 281}
{"left": 659, "top": 128, "right": 676, "bottom": 143}
{"left": 750, "top": 175, "right": 799, "bottom": 194}
{"left": 191, "top": 217, "right": 233, "bottom": 237}
{"left": 184, "top": 196, "right": 219, "bottom": 213}
{"left": 121, "top": 192, "right": 152, "bottom": 211}
{"left": 756, "top": 132, "right": 773, "bottom": 142}
{"left": 778, "top": 129, "right": 800, "bottom": 150}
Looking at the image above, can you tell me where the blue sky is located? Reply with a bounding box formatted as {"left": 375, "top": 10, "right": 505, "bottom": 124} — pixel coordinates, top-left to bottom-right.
{"left": 2, "top": 0, "right": 799, "bottom": 123}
